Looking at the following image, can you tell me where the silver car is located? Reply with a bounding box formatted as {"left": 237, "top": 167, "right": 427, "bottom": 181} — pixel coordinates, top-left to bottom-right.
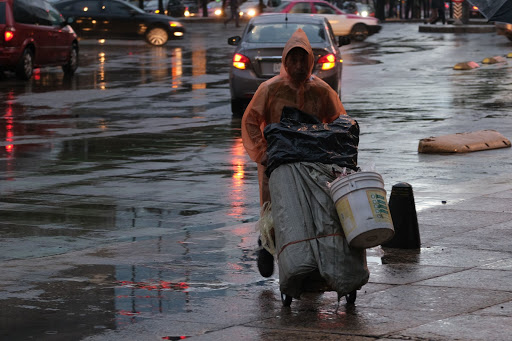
{"left": 227, "top": 13, "right": 350, "bottom": 116}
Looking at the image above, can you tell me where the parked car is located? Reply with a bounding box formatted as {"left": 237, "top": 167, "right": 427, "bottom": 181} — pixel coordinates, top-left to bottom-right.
{"left": 0, "top": 0, "right": 79, "bottom": 80}
{"left": 270, "top": 0, "right": 380, "bottom": 41}
{"left": 227, "top": 13, "right": 350, "bottom": 116}
{"left": 54, "top": 0, "right": 185, "bottom": 46}
{"left": 496, "top": 22, "right": 512, "bottom": 42}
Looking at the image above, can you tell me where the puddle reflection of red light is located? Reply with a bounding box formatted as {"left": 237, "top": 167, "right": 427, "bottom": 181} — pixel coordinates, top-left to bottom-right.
{"left": 117, "top": 280, "right": 189, "bottom": 291}
{"left": 227, "top": 262, "right": 243, "bottom": 271}
{"left": 118, "top": 310, "right": 140, "bottom": 316}
{"left": 4, "top": 94, "right": 15, "bottom": 156}
{"left": 229, "top": 137, "right": 247, "bottom": 218}
{"left": 33, "top": 68, "right": 40, "bottom": 81}
{"left": 230, "top": 224, "right": 252, "bottom": 237}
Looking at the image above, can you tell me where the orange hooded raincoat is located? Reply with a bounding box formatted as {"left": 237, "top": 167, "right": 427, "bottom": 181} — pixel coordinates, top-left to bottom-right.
{"left": 241, "top": 28, "right": 347, "bottom": 206}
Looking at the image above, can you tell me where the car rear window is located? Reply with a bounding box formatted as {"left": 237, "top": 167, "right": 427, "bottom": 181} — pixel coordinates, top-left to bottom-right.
{"left": 0, "top": 3, "right": 5, "bottom": 24}
{"left": 246, "top": 23, "right": 326, "bottom": 44}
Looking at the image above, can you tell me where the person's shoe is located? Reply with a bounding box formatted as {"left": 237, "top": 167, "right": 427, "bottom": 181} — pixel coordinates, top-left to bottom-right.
{"left": 257, "top": 238, "right": 274, "bottom": 277}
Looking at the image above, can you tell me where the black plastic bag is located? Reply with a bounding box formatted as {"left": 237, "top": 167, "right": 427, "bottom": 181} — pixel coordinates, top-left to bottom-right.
{"left": 264, "top": 106, "right": 359, "bottom": 177}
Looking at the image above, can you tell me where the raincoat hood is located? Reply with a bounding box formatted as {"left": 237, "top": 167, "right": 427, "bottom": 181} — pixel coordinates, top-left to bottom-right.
{"left": 280, "top": 28, "right": 315, "bottom": 82}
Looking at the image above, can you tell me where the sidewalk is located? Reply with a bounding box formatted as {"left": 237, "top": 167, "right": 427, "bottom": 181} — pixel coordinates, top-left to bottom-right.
{"left": 66, "top": 183, "right": 512, "bottom": 341}
{"left": 181, "top": 15, "right": 497, "bottom": 33}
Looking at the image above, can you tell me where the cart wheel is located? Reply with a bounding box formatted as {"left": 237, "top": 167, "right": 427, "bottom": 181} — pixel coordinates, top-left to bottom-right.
{"left": 281, "top": 293, "right": 292, "bottom": 307}
{"left": 345, "top": 290, "right": 357, "bottom": 305}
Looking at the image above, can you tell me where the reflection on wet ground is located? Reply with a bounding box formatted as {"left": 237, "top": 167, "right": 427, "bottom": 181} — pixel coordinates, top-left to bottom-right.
{"left": 1, "top": 22, "right": 512, "bottom": 340}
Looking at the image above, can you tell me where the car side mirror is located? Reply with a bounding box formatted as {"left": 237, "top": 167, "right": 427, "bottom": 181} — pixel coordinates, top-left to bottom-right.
{"left": 338, "top": 36, "right": 350, "bottom": 46}
{"left": 66, "top": 17, "right": 75, "bottom": 25}
{"left": 228, "top": 36, "right": 241, "bottom": 45}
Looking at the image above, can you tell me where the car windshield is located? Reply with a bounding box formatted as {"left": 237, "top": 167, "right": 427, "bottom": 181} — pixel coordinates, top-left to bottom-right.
{"left": 272, "top": 1, "right": 290, "bottom": 11}
{"left": 246, "top": 23, "right": 326, "bottom": 43}
{"left": 119, "top": 1, "right": 147, "bottom": 13}
{"left": 0, "top": 3, "right": 5, "bottom": 24}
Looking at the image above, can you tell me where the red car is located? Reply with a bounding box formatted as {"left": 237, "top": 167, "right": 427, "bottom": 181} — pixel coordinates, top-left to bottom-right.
{"left": 270, "top": 0, "right": 381, "bottom": 41}
{"left": 0, "top": 0, "right": 79, "bottom": 80}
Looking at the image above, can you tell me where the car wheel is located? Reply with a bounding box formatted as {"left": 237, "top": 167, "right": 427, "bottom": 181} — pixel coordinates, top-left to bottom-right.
{"left": 16, "top": 48, "right": 34, "bottom": 80}
{"left": 350, "top": 24, "right": 369, "bottom": 42}
{"left": 231, "top": 98, "right": 248, "bottom": 117}
{"left": 145, "top": 27, "right": 169, "bottom": 46}
{"left": 62, "top": 44, "right": 79, "bottom": 76}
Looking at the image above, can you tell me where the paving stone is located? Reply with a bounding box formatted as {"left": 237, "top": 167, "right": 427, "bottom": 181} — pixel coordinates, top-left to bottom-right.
{"left": 367, "top": 263, "right": 465, "bottom": 285}
{"left": 416, "top": 268, "right": 512, "bottom": 292}
{"left": 393, "top": 314, "right": 512, "bottom": 341}
{"left": 379, "top": 246, "right": 509, "bottom": 268}
{"left": 359, "top": 285, "right": 512, "bottom": 315}
{"left": 435, "top": 225, "right": 512, "bottom": 253}
{"left": 189, "top": 326, "right": 376, "bottom": 340}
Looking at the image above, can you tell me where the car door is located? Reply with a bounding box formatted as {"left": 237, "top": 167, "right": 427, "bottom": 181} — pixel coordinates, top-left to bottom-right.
{"left": 13, "top": 0, "right": 55, "bottom": 64}
{"left": 312, "top": 2, "right": 350, "bottom": 36}
{"left": 101, "top": 1, "right": 141, "bottom": 39}
{"left": 43, "top": 1, "right": 72, "bottom": 63}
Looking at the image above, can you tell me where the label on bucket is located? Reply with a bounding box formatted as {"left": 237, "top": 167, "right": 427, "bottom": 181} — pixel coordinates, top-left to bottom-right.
{"left": 335, "top": 197, "right": 357, "bottom": 236}
{"left": 366, "top": 190, "right": 392, "bottom": 223}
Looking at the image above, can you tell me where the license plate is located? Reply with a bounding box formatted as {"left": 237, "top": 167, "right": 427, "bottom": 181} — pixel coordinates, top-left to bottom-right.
{"left": 273, "top": 63, "right": 281, "bottom": 73}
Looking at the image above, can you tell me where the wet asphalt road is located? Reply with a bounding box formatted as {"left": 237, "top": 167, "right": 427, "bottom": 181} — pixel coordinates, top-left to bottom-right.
{"left": 1, "top": 22, "right": 512, "bottom": 340}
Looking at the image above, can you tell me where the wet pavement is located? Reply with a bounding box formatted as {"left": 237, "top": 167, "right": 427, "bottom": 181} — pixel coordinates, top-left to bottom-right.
{"left": 1, "top": 21, "right": 512, "bottom": 340}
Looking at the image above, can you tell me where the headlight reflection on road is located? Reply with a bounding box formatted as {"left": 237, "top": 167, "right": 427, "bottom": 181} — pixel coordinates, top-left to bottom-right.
{"left": 171, "top": 47, "right": 183, "bottom": 89}
{"left": 192, "top": 49, "right": 206, "bottom": 90}
{"left": 96, "top": 52, "right": 106, "bottom": 90}
{"left": 150, "top": 47, "right": 168, "bottom": 81}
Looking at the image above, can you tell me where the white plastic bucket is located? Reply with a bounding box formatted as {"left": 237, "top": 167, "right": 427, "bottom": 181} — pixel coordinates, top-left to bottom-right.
{"left": 329, "top": 171, "right": 394, "bottom": 248}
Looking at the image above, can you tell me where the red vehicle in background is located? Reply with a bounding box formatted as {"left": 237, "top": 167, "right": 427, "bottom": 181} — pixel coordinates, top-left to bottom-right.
{"left": 0, "top": 0, "right": 79, "bottom": 80}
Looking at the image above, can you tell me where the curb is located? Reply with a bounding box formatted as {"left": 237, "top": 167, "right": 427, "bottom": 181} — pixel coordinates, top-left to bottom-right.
{"left": 418, "top": 130, "right": 511, "bottom": 153}
{"left": 419, "top": 24, "right": 496, "bottom": 33}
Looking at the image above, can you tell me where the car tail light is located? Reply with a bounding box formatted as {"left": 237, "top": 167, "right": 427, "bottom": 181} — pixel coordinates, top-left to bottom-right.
{"left": 317, "top": 53, "right": 336, "bottom": 70}
{"left": 233, "top": 53, "right": 250, "bottom": 70}
{"left": 4, "top": 27, "right": 15, "bottom": 42}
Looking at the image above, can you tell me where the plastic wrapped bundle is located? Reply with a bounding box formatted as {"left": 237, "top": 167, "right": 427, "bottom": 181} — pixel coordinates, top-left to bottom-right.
{"left": 263, "top": 106, "right": 359, "bottom": 177}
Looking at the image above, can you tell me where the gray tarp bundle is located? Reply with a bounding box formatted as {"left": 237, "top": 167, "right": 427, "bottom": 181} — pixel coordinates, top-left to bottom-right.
{"left": 269, "top": 162, "right": 369, "bottom": 300}
{"left": 265, "top": 107, "right": 369, "bottom": 300}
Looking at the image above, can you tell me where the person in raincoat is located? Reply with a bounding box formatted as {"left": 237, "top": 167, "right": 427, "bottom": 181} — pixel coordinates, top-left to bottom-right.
{"left": 241, "top": 28, "right": 348, "bottom": 277}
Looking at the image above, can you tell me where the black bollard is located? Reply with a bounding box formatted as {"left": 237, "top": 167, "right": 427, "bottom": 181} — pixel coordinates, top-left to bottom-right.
{"left": 382, "top": 182, "right": 421, "bottom": 249}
